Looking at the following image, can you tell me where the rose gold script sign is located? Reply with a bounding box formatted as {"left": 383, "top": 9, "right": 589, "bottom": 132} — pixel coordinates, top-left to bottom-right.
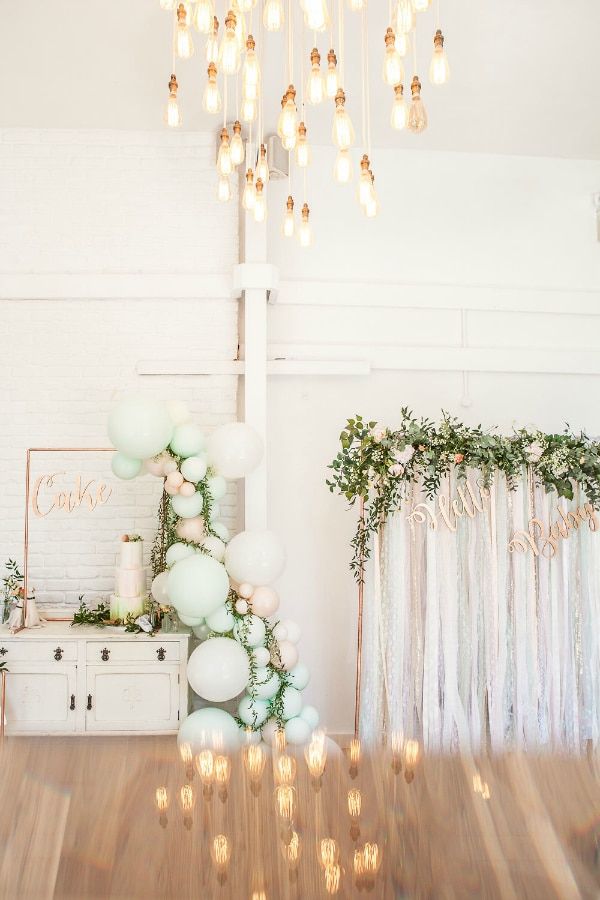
{"left": 32, "top": 471, "right": 113, "bottom": 517}
{"left": 508, "top": 503, "right": 598, "bottom": 559}
{"left": 406, "top": 479, "right": 490, "bottom": 532}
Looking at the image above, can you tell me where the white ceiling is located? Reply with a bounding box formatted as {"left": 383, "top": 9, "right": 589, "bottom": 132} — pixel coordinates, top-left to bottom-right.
{"left": 1, "top": 0, "right": 599, "bottom": 159}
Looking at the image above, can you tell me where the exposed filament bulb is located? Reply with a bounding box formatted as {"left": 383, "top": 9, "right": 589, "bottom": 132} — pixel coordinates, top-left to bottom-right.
{"left": 165, "top": 74, "right": 182, "bottom": 127}
{"left": 175, "top": 3, "right": 194, "bottom": 58}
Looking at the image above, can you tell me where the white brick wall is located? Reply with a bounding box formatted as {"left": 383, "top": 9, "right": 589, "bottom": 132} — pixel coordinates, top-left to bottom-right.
{"left": 0, "top": 129, "right": 239, "bottom": 612}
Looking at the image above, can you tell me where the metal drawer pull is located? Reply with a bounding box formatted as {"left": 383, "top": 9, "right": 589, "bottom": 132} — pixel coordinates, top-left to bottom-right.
{"left": 0, "top": 647, "right": 7, "bottom": 656}
{"left": 87, "top": 694, "right": 92, "bottom": 710}
{"left": 54, "top": 647, "right": 63, "bottom": 661}
{"left": 157, "top": 647, "right": 166, "bottom": 661}
{"left": 101, "top": 648, "right": 110, "bottom": 661}
{"left": 70, "top": 694, "right": 75, "bottom": 711}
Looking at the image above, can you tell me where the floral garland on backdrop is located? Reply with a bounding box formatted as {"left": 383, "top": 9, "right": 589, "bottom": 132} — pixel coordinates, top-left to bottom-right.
{"left": 108, "top": 397, "right": 318, "bottom": 747}
{"left": 328, "top": 409, "right": 600, "bottom": 580}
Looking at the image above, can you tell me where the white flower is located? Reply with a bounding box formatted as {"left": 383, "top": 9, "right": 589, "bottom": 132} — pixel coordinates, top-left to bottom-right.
{"left": 135, "top": 614, "right": 153, "bottom": 633}
{"left": 371, "top": 427, "right": 386, "bottom": 443}
{"left": 388, "top": 463, "right": 404, "bottom": 477}
{"left": 525, "top": 441, "right": 544, "bottom": 463}
{"left": 393, "top": 446, "right": 415, "bottom": 465}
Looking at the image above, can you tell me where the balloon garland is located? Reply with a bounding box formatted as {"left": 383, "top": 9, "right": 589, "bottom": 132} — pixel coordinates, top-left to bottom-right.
{"left": 108, "top": 397, "right": 317, "bottom": 747}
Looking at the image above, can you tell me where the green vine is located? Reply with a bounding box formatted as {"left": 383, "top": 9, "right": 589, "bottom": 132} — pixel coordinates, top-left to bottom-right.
{"left": 328, "top": 409, "right": 600, "bottom": 580}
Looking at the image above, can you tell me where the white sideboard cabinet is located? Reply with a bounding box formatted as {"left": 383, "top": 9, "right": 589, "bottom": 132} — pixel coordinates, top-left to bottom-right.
{"left": 0, "top": 622, "right": 190, "bottom": 736}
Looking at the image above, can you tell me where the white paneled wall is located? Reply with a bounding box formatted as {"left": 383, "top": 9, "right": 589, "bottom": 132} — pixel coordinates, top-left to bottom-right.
{"left": 0, "top": 129, "right": 239, "bottom": 611}
{"left": 266, "top": 145, "right": 600, "bottom": 733}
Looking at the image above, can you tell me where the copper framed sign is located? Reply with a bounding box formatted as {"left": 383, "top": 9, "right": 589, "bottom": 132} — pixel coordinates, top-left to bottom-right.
{"left": 23, "top": 448, "right": 162, "bottom": 621}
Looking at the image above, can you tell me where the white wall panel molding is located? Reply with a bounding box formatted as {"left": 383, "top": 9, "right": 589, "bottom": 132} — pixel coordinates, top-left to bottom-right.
{"left": 0, "top": 273, "right": 234, "bottom": 301}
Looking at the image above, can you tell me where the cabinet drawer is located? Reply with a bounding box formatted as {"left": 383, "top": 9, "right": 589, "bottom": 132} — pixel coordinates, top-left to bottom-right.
{"left": 85, "top": 641, "right": 180, "bottom": 664}
{"left": 0, "top": 641, "right": 77, "bottom": 663}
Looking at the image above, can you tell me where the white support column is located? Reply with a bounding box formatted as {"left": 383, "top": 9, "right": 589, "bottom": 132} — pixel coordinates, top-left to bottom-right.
{"left": 234, "top": 181, "right": 279, "bottom": 531}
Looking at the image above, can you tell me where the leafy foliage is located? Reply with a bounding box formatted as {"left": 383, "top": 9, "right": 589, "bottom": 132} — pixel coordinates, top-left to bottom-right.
{"left": 71, "top": 596, "right": 111, "bottom": 627}
{"left": 328, "top": 409, "right": 600, "bottom": 579}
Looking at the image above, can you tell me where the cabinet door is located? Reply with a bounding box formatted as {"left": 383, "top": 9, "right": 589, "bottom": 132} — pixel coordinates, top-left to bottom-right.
{"left": 4, "top": 664, "right": 77, "bottom": 734}
{"left": 85, "top": 666, "right": 180, "bottom": 732}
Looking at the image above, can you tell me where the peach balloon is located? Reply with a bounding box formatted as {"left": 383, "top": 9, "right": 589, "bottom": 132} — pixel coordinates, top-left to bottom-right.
{"left": 145, "top": 455, "right": 167, "bottom": 477}
{"left": 251, "top": 585, "right": 280, "bottom": 617}
{"left": 163, "top": 458, "right": 178, "bottom": 475}
{"left": 235, "top": 599, "right": 248, "bottom": 614}
{"left": 175, "top": 516, "right": 205, "bottom": 543}
{"left": 238, "top": 582, "right": 254, "bottom": 599}
{"left": 166, "top": 470, "right": 184, "bottom": 489}
{"left": 165, "top": 482, "right": 179, "bottom": 496}
{"left": 275, "top": 640, "right": 299, "bottom": 671}
{"left": 179, "top": 480, "right": 196, "bottom": 497}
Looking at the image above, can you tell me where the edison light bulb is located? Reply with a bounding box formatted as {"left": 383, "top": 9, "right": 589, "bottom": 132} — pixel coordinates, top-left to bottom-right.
{"left": 307, "top": 48, "right": 325, "bottom": 104}
{"left": 395, "top": 0, "right": 414, "bottom": 35}
{"left": 206, "top": 16, "right": 219, "bottom": 63}
{"left": 296, "top": 122, "right": 310, "bottom": 167}
{"left": 283, "top": 195, "right": 295, "bottom": 237}
{"left": 365, "top": 189, "right": 379, "bottom": 217}
{"left": 194, "top": 0, "right": 213, "bottom": 33}
{"left": 395, "top": 30, "right": 409, "bottom": 58}
{"left": 175, "top": 4, "right": 194, "bottom": 58}
{"left": 413, "top": 0, "right": 430, "bottom": 10}
{"left": 302, "top": 0, "right": 329, "bottom": 31}
{"left": 165, "top": 74, "right": 182, "bottom": 127}
{"left": 407, "top": 74, "right": 427, "bottom": 132}
{"left": 298, "top": 202, "right": 312, "bottom": 247}
{"left": 263, "top": 0, "right": 284, "bottom": 31}
{"left": 391, "top": 83, "right": 406, "bottom": 129}
{"left": 332, "top": 88, "right": 355, "bottom": 149}
{"left": 233, "top": 6, "right": 247, "bottom": 51}
{"left": 217, "top": 128, "right": 233, "bottom": 176}
{"left": 237, "top": 0, "right": 255, "bottom": 11}
{"left": 333, "top": 148, "right": 352, "bottom": 183}
{"left": 241, "top": 96, "right": 257, "bottom": 122}
{"left": 357, "top": 154, "right": 374, "bottom": 206}
{"left": 256, "top": 143, "right": 269, "bottom": 183}
{"left": 383, "top": 27, "right": 403, "bottom": 86}
{"left": 254, "top": 178, "right": 266, "bottom": 222}
{"left": 230, "top": 120, "right": 245, "bottom": 166}
{"left": 326, "top": 48, "right": 339, "bottom": 98}
{"left": 220, "top": 10, "right": 240, "bottom": 74}
{"left": 203, "top": 62, "right": 221, "bottom": 113}
{"left": 429, "top": 29, "right": 450, "bottom": 85}
{"left": 277, "top": 86, "right": 298, "bottom": 149}
{"left": 242, "top": 169, "right": 256, "bottom": 209}
{"left": 242, "top": 34, "right": 260, "bottom": 100}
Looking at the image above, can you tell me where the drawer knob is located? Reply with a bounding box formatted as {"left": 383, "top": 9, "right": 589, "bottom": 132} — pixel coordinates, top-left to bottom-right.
{"left": 70, "top": 694, "right": 75, "bottom": 711}
{"left": 87, "top": 694, "right": 92, "bottom": 710}
{"left": 0, "top": 647, "right": 7, "bottom": 656}
{"left": 157, "top": 647, "right": 166, "bottom": 661}
{"left": 100, "top": 648, "right": 110, "bottom": 661}
{"left": 54, "top": 647, "right": 63, "bottom": 661}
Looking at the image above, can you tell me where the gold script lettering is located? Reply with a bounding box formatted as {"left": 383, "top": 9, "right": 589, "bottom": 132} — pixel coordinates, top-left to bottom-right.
{"left": 508, "top": 501, "right": 598, "bottom": 558}
{"left": 32, "top": 471, "right": 112, "bottom": 517}
{"left": 406, "top": 478, "right": 489, "bottom": 534}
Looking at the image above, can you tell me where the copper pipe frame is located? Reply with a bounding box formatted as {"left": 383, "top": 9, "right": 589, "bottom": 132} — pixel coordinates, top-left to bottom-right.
{"left": 0, "top": 670, "right": 6, "bottom": 740}
{"left": 354, "top": 499, "right": 366, "bottom": 738}
{"left": 23, "top": 448, "right": 114, "bottom": 626}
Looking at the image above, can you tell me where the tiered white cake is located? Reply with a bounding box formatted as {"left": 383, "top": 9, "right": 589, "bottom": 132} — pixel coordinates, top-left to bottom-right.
{"left": 110, "top": 535, "right": 148, "bottom": 621}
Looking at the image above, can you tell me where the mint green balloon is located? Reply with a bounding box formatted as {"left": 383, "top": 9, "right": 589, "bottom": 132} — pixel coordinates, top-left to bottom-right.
{"left": 233, "top": 614, "right": 266, "bottom": 648}
{"left": 111, "top": 451, "right": 142, "bottom": 480}
{"left": 205, "top": 604, "right": 235, "bottom": 633}
{"left": 238, "top": 695, "right": 270, "bottom": 727}
{"left": 207, "top": 474, "right": 227, "bottom": 501}
{"left": 108, "top": 397, "right": 173, "bottom": 459}
{"left": 171, "top": 491, "right": 204, "bottom": 519}
{"left": 281, "top": 686, "right": 303, "bottom": 721}
{"left": 170, "top": 423, "right": 206, "bottom": 459}
{"left": 284, "top": 716, "right": 311, "bottom": 745}
{"left": 254, "top": 667, "right": 281, "bottom": 700}
{"left": 165, "top": 542, "right": 195, "bottom": 567}
{"left": 178, "top": 708, "right": 240, "bottom": 753}
{"left": 181, "top": 455, "right": 208, "bottom": 483}
{"left": 167, "top": 553, "right": 229, "bottom": 619}
{"left": 212, "top": 522, "right": 230, "bottom": 543}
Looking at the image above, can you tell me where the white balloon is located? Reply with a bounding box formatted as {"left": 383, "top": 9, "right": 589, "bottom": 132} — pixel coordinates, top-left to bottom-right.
{"left": 212, "top": 522, "right": 230, "bottom": 543}
{"left": 281, "top": 686, "right": 303, "bottom": 720}
{"left": 279, "top": 619, "right": 301, "bottom": 644}
{"left": 253, "top": 667, "right": 281, "bottom": 700}
{"left": 253, "top": 646, "right": 271, "bottom": 667}
{"left": 202, "top": 535, "right": 226, "bottom": 562}
{"left": 287, "top": 663, "right": 310, "bottom": 691}
{"left": 284, "top": 716, "right": 312, "bottom": 745}
{"left": 206, "top": 422, "right": 264, "bottom": 479}
{"left": 108, "top": 397, "right": 173, "bottom": 460}
{"left": 205, "top": 604, "right": 235, "bottom": 633}
{"left": 180, "top": 455, "right": 208, "bottom": 484}
{"left": 233, "top": 614, "right": 266, "bottom": 648}
{"left": 171, "top": 491, "right": 204, "bottom": 519}
{"left": 178, "top": 613, "right": 204, "bottom": 627}
{"left": 151, "top": 571, "right": 169, "bottom": 604}
{"left": 167, "top": 554, "right": 229, "bottom": 618}
{"left": 238, "top": 694, "right": 270, "bottom": 727}
{"left": 178, "top": 707, "right": 240, "bottom": 753}
{"left": 207, "top": 474, "right": 227, "bottom": 501}
{"left": 187, "top": 637, "right": 250, "bottom": 702}
{"left": 225, "top": 530, "right": 286, "bottom": 585}
{"left": 167, "top": 400, "right": 192, "bottom": 426}
{"left": 165, "top": 542, "right": 195, "bottom": 567}
{"left": 300, "top": 705, "right": 320, "bottom": 729}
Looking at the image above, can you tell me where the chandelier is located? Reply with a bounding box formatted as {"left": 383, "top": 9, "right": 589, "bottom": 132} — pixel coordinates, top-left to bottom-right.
{"left": 160, "top": 0, "right": 450, "bottom": 244}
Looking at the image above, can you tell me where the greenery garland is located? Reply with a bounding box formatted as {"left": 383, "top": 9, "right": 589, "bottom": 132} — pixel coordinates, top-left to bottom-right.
{"left": 328, "top": 409, "right": 600, "bottom": 580}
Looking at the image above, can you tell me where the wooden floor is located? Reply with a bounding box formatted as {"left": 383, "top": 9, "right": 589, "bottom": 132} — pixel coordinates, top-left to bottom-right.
{"left": 0, "top": 735, "right": 599, "bottom": 899}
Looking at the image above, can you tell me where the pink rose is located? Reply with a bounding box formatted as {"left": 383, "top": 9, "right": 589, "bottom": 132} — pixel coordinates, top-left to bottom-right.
{"left": 454, "top": 453, "right": 465, "bottom": 464}
{"left": 388, "top": 463, "right": 404, "bottom": 477}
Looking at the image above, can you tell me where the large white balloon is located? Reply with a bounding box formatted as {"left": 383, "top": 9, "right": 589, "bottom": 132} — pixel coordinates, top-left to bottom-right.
{"left": 151, "top": 571, "right": 169, "bottom": 604}
{"left": 167, "top": 554, "right": 229, "bottom": 619}
{"left": 187, "top": 637, "right": 250, "bottom": 701}
{"left": 108, "top": 397, "right": 173, "bottom": 460}
{"left": 225, "top": 530, "right": 286, "bottom": 585}
{"left": 178, "top": 707, "right": 240, "bottom": 753}
{"left": 206, "top": 422, "right": 264, "bottom": 479}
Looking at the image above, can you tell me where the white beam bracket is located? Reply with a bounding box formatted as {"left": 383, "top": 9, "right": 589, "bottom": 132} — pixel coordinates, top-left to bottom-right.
{"left": 232, "top": 263, "right": 279, "bottom": 302}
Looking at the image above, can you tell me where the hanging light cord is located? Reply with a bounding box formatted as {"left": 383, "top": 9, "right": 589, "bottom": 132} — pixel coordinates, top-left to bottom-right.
{"left": 338, "top": 0, "right": 344, "bottom": 85}
{"left": 288, "top": 0, "right": 294, "bottom": 85}
{"left": 360, "top": 5, "right": 367, "bottom": 150}
{"left": 365, "top": 3, "right": 372, "bottom": 157}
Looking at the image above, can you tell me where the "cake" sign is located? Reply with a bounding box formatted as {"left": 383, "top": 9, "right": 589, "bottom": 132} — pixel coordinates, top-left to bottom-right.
{"left": 32, "top": 471, "right": 113, "bottom": 517}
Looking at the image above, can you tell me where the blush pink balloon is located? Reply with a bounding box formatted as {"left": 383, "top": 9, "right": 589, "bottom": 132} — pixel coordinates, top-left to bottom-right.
{"left": 165, "top": 482, "right": 179, "bottom": 496}
{"left": 145, "top": 455, "right": 167, "bottom": 477}
{"left": 163, "top": 458, "right": 178, "bottom": 475}
{"left": 179, "top": 480, "right": 196, "bottom": 497}
{"left": 275, "top": 640, "right": 298, "bottom": 671}
{"left": 238, "top": 582, "right": 254, "bottom": 599}
{"left": 166, "top": 470, "right": 184, "bottom": 489}
{"left": 235, "top": 599, "right": 248, "bottom": 614}
{"left": 175, "top": 516, "right": 206, "bottom": 543}
{"left": 251, "top": 585, "right": 280, "bottom": 617}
